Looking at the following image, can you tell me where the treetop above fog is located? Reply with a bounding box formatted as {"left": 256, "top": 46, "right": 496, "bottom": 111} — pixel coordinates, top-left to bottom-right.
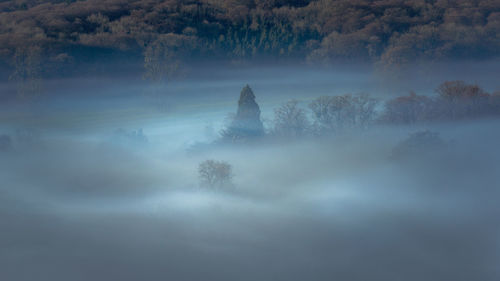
{"left": 237, "top": 85, "right": 260, "bottom": 120}
{"left": 222, "top": 84, "right": 264, "bottom": 141}
{"left": 221, "top": 80, "right": 500, "bottom": 142}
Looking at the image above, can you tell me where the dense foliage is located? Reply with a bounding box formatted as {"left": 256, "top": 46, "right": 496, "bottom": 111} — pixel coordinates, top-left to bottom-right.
{"left": 222, "top": 85, "right": 265, "bottom": 141}
{"left": 1, "top": 0, "right": 499, "bottom": 77}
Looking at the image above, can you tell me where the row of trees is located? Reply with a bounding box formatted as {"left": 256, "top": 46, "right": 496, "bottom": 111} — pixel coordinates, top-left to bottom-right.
{"left": 223, "top": 81, "right": 500, "bottom": 140}
{"left": 381, "top": 81, "right": 500, "bottom": 124}
{"left": 1, "top": 0, "right": 499, "bottom": 79}
{"left": 271, "top": 93, "right": 379, "bottom": 137}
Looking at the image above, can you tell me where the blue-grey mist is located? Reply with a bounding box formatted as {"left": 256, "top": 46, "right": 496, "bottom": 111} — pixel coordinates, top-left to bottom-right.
{"left": 1, "top": 63, "right": 500, "bottom": 281}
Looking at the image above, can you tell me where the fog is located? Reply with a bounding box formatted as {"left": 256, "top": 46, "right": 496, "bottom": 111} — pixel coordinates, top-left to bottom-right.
{"left": 1, "top": 65, "right": 500, "bottom": 281}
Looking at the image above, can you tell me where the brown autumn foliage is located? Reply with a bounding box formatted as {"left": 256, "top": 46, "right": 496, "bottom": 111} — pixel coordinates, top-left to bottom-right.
{"left": 217, "top": 81, "right": 499, "bottom": 142}
{"left": 380, "top": 91, "right": 435, "bottom": 124}
{"left": 381, "top": 81, "right": 500, "bottom": 124}
{"left": 0, "top": 0, "right": 499, "bottom": 77}
{"left": 268, "top": 81, "right": 500, "bottom": 138}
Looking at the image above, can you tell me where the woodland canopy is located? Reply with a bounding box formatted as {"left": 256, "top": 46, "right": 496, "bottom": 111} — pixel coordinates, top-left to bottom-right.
{"left": 0, "top": 0, "right": 499, "bottom": 77}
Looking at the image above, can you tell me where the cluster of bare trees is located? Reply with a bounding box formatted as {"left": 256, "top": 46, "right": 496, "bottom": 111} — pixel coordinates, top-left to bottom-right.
{"left": 382, "top": 81, "right": 500, "bottom": 124}
{"left": 272, "top": 100, "right": 311, "bottom": 137}
{"left": 271, "top": 93, "right": 379, "bottom": 137}
{"left": 309, "top": 93, "right": 378, "bottom": 132}
{"left": 268, "top": 81, "right": 500, "bottom": 138}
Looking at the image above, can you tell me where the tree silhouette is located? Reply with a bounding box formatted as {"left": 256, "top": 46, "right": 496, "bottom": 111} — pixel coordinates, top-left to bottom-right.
{"left": 222, "top": 85, "right": 265, "bottom": 141}
{"left": 198, "top": 160, "right": 233, "bottom": 190}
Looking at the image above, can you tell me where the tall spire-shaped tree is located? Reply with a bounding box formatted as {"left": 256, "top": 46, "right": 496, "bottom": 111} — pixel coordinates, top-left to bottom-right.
{"left": 223, "top": 85, "right": 264, "bottom": 141}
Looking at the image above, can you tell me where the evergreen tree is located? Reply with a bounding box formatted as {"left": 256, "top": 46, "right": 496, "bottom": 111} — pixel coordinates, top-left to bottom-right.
{"left": 223, "top": 85, "right": 265, "bottom": 141}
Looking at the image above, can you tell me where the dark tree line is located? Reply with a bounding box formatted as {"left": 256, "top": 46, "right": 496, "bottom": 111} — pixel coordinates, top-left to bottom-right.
{"left": 1, "top": 0, "right": 499, "bottom": 79}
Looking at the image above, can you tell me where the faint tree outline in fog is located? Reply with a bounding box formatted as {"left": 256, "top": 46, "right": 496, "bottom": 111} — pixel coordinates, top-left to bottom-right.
{"left": 380, "top": 81, "right": 499, "bottom": 124}
{"left": 272, "top": 100, "right": 310, "bottom": 137}
{"left": 9, "top": 46, "right": 43, "bottom": 100}
{"left": 380, "top": 91, "right": 435, "bottom": 124}
{"left": 436, "top": 81, "right": 490, "bottom": 120}
{"left": 142, "top": 34, "right": 196, "bottom": 111}
{"left": 198, "top": 160, "right": 233, "bottom": 190}
{"left": 221, "top": 85, "right": 265, "bottom": 142}
{"left": 309, "top": 93, "right": 378, "bottom": 134}
{"left": 112, "top": 128, "right": 148, "bottom": 146}
{"left": 391, "top": 130, "right": 448, "bottom": 160}
{"left": 143, "top": 34, "right": 196, "bottom": 83}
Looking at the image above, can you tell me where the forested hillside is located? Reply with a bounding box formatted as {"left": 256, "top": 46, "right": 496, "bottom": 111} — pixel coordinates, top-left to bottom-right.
{"left": 1, "top": 0, "right": 499, "bottom": 77}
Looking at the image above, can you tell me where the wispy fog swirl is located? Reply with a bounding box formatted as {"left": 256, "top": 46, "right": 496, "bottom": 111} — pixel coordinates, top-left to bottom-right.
{"left": 1, "top": 67, "right": 500, "bottom": 281}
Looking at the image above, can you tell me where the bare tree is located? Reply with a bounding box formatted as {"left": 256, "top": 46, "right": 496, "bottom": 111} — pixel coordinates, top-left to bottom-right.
{"left": 353, "top": 93, "right": 378, "bottom": 128}
{"left": 309, "top": 93, "right": 378, "bottom": 134}
{"left": 308, "top": 96, "right": 338, "bottom": 133}
{"left": 436, "top": 81, "right": 489, "bottom": 120}
{"left": 272, "top": 100, "right": 310, "bottom": 137}
{"left": 380, "top": 91, "right": 434, "bottom": 124}
{"left": 198, "top": 160, "right": 233, "bottom": 190}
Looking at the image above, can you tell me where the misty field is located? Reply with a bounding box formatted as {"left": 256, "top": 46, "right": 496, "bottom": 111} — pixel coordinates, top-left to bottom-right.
{"left": 1, "top": 66, "right": 500, "bottom": 281}
{"left": 1, "top": 0, "right": 500, "bottom": 280}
